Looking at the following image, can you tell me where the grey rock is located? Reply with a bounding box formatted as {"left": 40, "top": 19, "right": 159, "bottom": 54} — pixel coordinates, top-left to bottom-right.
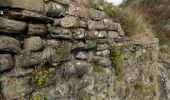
{"left": 45, "top": 39, "right": 60, "bottom": 47}
{"left": 103, "top": 19, "right": 121, "bottom": 31}
{"left": 53, "top": 19, "right": 61, "bottom": 26}
{"left": 108, "top": 31, "right": 119, "bottom": 39}
{"left": 89, "top": 0, "right": 104, "bottom": 10}
{"left": 97, "top": 31, "right": 108, "bottom": 39}
{"left": 88, "top": 20, "right": 105, "bottom": 30}
{"left": 86, "top": 31, "right": 107, "bottom": 39}
{"left": 50, "top": 27, "right": 72, "bottom": 39}
{"left": 95, "top": 57, "right": 112, "bottom": 67}
{"left": 46, "top": 2, "right": 65, "bottom": 17}
{"left": 17, "top": 51, "right": 43, "bottom": 67}
{"left": 68, "top": 3, "right": 89, "bottom": 19}
{"left": 74, "top": 60, "right": 92, "bottom": 77}
{"left": 24, "top": 37, "right": 44, "bottom": 51}
{"left": 61, "top": 16, "right": 80, "bottom": 28}
{"left": 97, "top": 44, "right": 109, "bottom": 51}
{"left": 2, "top": 78, "right": 33, "bottom": 100}
{"left": 79, "top": 20, "right": 88, "bottom": 28}
{"left": 0, "top": 36, "right": 21, "bottom": 53}
{"left": 0, "top": 0, "right": 44, "bottom": 12}
{"left": 72, "top": 40, "right": 96, "bottom": 50}
{"left": 53, "top": 0, "right": 70, "bottom": 4}
{"left": 8, "top": 10, "right": 54, "bottom": 23}
{"left": 75, "top": 52, "right": 88, "bottom": 60}
{"left": 119, "top": 31, "right": 125, "bottom": 36}
{"left": 0, "top": 17, "right": 26, "bottom": 34}
{"left": 89, "top": 8, "right": 106, "bottom": 20}
{"left": 72, "top": 28, "right": 86, "bottom": 39}
{"left": 85, "top": 40, "right": 97, "bottom": 50}
{"left": 0, "top": 54, "right": 13, "bottom": 72}
{"left": 96, "top": 50, "right": 110, "bottom": 57}
{"left": 28, "top": 24, "right": 47, "bottom": 35}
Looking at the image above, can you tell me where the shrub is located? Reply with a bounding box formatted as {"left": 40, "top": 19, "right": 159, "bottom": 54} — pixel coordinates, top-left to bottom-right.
{"left": 110, "top": 46, "right": 123, "bottom": 75}
{"left": 103, "top": 3, "right": 151, "bottom": 37}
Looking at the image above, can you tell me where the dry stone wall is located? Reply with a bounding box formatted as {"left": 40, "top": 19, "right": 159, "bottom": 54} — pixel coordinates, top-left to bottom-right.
{"left": 0, "top": 0, "right": 162, "bottom": 100}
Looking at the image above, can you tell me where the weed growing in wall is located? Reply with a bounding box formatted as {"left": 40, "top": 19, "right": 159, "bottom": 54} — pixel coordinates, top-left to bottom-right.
{"left": 110, "top": 46, "right": 123, "bottom": 75}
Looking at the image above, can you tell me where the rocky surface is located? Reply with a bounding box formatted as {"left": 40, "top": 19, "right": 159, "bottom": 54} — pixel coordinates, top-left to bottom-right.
{"left": 0, "top": 0, "right": 166, "bottom": 100}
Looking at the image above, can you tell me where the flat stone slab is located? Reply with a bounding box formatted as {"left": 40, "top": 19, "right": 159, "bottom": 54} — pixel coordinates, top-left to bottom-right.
{"left": 0, "top": 17, "right": 26, "bottom": 34}
{"left": 0, "top": 0, "right": 44, "bottom": 12}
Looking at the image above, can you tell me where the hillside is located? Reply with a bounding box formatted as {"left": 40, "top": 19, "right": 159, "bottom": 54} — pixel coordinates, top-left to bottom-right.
{"left": 121, "top": 0, "right": 170, "bottom": 45}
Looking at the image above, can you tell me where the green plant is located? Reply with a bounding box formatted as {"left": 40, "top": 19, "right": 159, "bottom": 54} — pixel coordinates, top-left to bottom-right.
{"left": 77, "top": 90, "right": 92, "bottom": 100}
{"left": 30, "top": 67, "right": 55, "bottom": 87}
{"left": 55, "top": 41, "right": 70, "bottom": 61}
{"left": 93, "top": 65, "right": 104, "bottom": 73}
{"left": 30, "top": 91, "right": 48, "bottom": 100}
{"left": 110, "top": 46, "right": 123, "bottom": 75}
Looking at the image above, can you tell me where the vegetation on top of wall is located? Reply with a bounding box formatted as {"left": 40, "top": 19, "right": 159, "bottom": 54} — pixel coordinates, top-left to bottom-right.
{"left": 103, "top": 3, "right": 152, "bottom": 37}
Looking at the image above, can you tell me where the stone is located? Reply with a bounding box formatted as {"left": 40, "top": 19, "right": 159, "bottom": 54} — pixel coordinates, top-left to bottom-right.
{"left": 108, "top": 31, "right": 119, "bottom": 39}
{"left": 95, "top": 57, "right": 112, "bottom": 67}
{"left": 24, "top": 37, "right": 44, "bottom": 51}
{"left": 0, "top": 17, "right": 26, "bottom": 34}
{"left": 53, "top": 0, "right": 70, "bottom": 5}
{"left": 89, "top": 0, "right": 104, "bottom": 10}
{"left": 50, "top": 27, "right": 72, "bottom": 39}
{"left": 60, "top": 16, "right": 80, "bottom": 28}
{"left": 103, "top": 19, "right": 121, "bottom": 31}
{"left": 72, "top": 28, "right": 86, "bottom": 39}
{"left": 68, "top": 3, "right": 89, "bottom": 19}
{"left": 45, "top": 39, "right": 60, "bottom": 47}
{"left": 88, "top": 20, "right": 105, "bottom": 30}
{"left": 0, "top": 36, "right": 21, "bottom": 53}
{"left": 0, "top": 54, "right": 13, "bottom": 72}
{"left": 79, "top": 20, "right": 88, "bottom": 28}
{"left": 96, "top": 50, "right": 110, "bottom": 57}
{"left": 97, "top": 31, "right": 108, "bottom": 39}
{"left": 85, "top": 40, "right": 97, "bottom": 50}
{"left": 89, "top": 8, "right": 106, "bottom": 20}
{"left": 28, "top": 24, "right": 47, "bottom": 35}
{"left": 75, "top": 52, "right": 88, "bottom": 60}
{"left": 53, "top": 19, "right": 61, "bottom": 26}
{"left": 97, "top": 44, "right": 109, "bottom": 51}
{"left": 0, "top": 0, "right": 44, "bottom": 12}
{"left": 8, "top": 10, "right": 54, "bottom": 23}
{"left": 46, "top": 2, "right": 65, "bottom": 17}
{"left": 74, "top": 60, "right": 92, "bottom": 77}
{"left": 17, "top": 51, "right": 43, "bottom": 67}
{"left": 2, "top": 78, "right": 33, "bottom": 100}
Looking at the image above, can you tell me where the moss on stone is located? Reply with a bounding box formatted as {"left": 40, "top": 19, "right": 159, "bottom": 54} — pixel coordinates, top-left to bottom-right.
{"left": 93, "top": 65, "right": 104, "bottom": 73}
{"left": 77, "top": 90, "right": 92, "bottom": 100}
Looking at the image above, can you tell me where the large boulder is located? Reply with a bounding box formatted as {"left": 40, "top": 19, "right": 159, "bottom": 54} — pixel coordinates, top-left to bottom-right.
{"left": 0, "top": 0, "right": 44, "bottom": 12}
{"left": 2, "top": 78, "right": 33, "bottom": 100}
{"left": 24, "top": 37, "right": 44, "bottom": 51}
{"left": 0, "top": 54, "right": 13, "bottom": 72}
{"left": 0, "top": 17, "right": 26, "bottom": 34}
{"left": 0, "top": 36, "right": 21, "bottom": 53}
